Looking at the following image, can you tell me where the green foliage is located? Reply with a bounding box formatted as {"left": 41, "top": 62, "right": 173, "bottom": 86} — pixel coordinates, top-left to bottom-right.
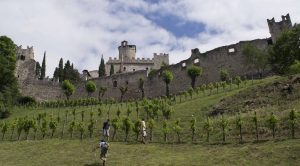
{"left": 98, "top": 86, "right": 107, "bottom": 100}
{"left": 62, "top": 60, "right": 81, "bottom": 82}
{"left": 235, "top": 114, "right": 243, "bottom": 142}
{"left": 219, "top": 115, "right": 228, "bottom": 142}
{"left": 68, "top": 121, "right": 76, "bottom": 139}
{"left": 119, "top": 86, "right": 128, "bottom": 102}
{"left": 49, "top": 120, "right": 58, "bottom": 138}
{"left": 173, "top": 119, "right": 183, "bottom": 143}
{"left": 220, "top": 69, "right": 229, "bottom": 82}
{"left": 0, "top": 36, "right": 19, "bottom": 105}
{"left": 187, "top": 65, "right": 203, "bottom": 88}
{"left": 40, "top": 118, "right": 48, "bottom": 139}
{"left": 203, "top": 117, "right": 213, "bottom": 142}
{"left": 1, "top": 121, "right": 9, "bottom": 140}
{"left": 77, "top": 122, "right": 85, "bottom": 140}
{"left": 62, "top": 80, "right": 75, "bottom": 100}
{"left": 111, "top": 118, "right": 121, "bottom": 140}
{"left": 188, "top": 87, "right": 194, "bottom": 99}
{"left": 58, "top": 58, "right": 64, "bottom": 82}
{"left": 41, "top": 52, "right": 46, "bottom": 79}
{"left": 85, "top": 80, "right": 97, "bottom": 97}
{"left": 161, "top": 103, "right": 173, "bottom": 120}
{"left": 122, "top": 117, "right": 132, "bottom": 142}
{"left": 234, "top": 76, "right": 242, "bottom": 88}
{"left": 148, "top": 118, "right": 155, "bottom": 141}
{"left": 132, "top": 119, "right": 142, "bottom": 141}
{"left": 110, "top": 64, "right": 114, "bottom": 76}
{"left": 269, "top": 25, "right": 300, "bottom": 74}
{"left": 162, "top": 120, "right": 170, "bottom": 142}
{"left": 35, "top": 62, "right": 41, "bottom": 78}
{"left": 289, "top": 109, "right": 298, "bottom": 138}
{"left": 288, "top": 60, "right": 300, "bottom": 75}
{"left": 190, "top": 117, "right": 196, "bottom": 142}
{"left": 98, "top": 55, "right": 106, "bottom": 77}
{"left": 267, "top": 112, "right": 279, "bottom": 139}
{"left": 87, "top": 119, "right": 95, "bottom": 138}
{"left": 162, "top": 70, "right": 173, "bottom": 96}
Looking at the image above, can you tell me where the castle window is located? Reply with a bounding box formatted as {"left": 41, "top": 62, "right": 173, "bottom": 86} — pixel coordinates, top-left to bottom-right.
{"left": 146, "top": 67, "right": 149, "bottom": 71}
{"left": 133, "top": 69, "right": 136, "bottom": 72}
{"left": 123, "top": 67, "right": 126, "bottom": 71}
{"left": 194, "top": 58, "right": 199, "bottom": 64}
{"left": 113, "top": 80, "right": 117, "bottom": 87}
{"left": 182, "top": 62, "right": 186, "bottom": 68}
{"left": 126, "top": 81, "right": 129, "bottom": 85}
{"left": 20, "top": 55, "right": 25, "bottom": 60}
{"left": 228, "top": 48, "right": 235, "bottom": 53}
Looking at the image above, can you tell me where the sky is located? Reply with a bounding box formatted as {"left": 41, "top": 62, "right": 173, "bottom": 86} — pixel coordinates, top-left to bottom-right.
{"left": 1, "top": 0, "right": 300, "bottom": 77}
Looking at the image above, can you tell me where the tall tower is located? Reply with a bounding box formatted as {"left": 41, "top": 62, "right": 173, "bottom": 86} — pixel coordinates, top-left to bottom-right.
{"left": 118, "top": 41, "right": 136, "bottom": 61}
{"left": 267, "top": 14, "right": 292, "bottom": 43}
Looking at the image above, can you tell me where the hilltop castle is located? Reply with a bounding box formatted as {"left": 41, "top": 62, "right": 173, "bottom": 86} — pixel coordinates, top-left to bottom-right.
{"left": 15, "top": 14, "right": 293, "bottom": 101}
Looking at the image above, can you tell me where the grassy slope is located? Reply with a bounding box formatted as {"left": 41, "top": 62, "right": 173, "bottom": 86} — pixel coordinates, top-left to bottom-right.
{"left": 1, "top": 76, "right": 300, "bottom": 165}
{"left": 1, "top": 139, "right": 299, "bottom": 166}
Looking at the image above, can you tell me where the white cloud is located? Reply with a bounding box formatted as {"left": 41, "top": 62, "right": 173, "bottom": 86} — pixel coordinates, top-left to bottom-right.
{"left": 0, "top": 0, "right": 299, "bottom": 76}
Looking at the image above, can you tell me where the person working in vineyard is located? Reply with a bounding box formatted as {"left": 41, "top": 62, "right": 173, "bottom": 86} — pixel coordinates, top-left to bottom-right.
{"left": 141, "top": 118, "right": 147, "bottom": 144}
{"left": 102, "top": 119, "right": 110, "bottom": 141}
{"left": 94, "top": 139, "right": 109, "bottom": 166}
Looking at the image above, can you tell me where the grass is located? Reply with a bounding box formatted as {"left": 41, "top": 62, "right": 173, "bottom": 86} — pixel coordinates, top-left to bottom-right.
{"left": 0, "top": 138, "right": 299, "bottom": 166}
{"left": 1, "top": 76, "right": 300, "bottom": 165}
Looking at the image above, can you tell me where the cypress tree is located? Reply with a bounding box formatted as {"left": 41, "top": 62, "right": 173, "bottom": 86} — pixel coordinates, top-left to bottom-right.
{"left": 35, "top": 62, "right": 41, "bottom": 78}
{"left": 98, "top": 55, "right": 106, "bottom": 77}
{"left": 58, "top": 58, "right": 64, "bottom": 82}
{"left": 110, "top": 64, "right": 114, "bottom": 76}
{"left": 41, "top": 51, "right": 46, "bottom": 79}
{"left": 53, "top": 67, "right": 59, "bottom": 80}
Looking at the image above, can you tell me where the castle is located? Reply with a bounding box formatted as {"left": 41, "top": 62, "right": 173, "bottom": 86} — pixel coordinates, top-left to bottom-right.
{"left": 15, "top": 14, "right": 293, "bottom": 101}
{"left": 83, "top": 41, "right": 169, "bottom": 79}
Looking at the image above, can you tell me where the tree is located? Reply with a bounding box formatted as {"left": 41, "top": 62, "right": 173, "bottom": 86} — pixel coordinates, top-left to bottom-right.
{"left": 190, "top": 116, "right": 196, "bottom": 142}
{"left": 203, "top": 117, "right": 213, "bottom": 142}
{"left": 267, "top": 112, "right": 279, "bottom": 139}
{"left": 220, "top": 69, "right": 229, "bottom": 82}
{"left": 63, "top": 60, "right": 81, "bottom": 82}
{"left": 53, "top": 67, "right": 59, "bottom": 81}
{"left": 162, "top": 70, "right": 173, "bottom": 97}
{"left": 110, "top": 64, "right": 114, "bottom": 76}
{"left": 235, "top": 114, "right": 243, "bottom": 142}
{"left": 1, "top": 121, "right": 9, "bottom": 140}
{"left": 269, "top": 25, "right": 300, "bottom": 74}
{"left": 0, "top": 36, "right": 19, "bottom": 105}
{"left": 288, "top": 60, "right": 300, "bottom": 75}
{"left": 119, "top": 86, "right": 128, "bottom": 102}
{"left": 173, "top": 119, "right": 182, "bottom": 143}
{"left": 98, "top": 86, "right": 107, "bottom": 101}
{"left": 87, "top": 120, "right": 95, "bottom": 138}
{"left": 41, "top": 51, "right": 46, "bottom": 79}
{"left": 243, "top": 43, "right": 269, "bottom": 77}
{"left": 111, "top": 118, "right": 121, "bottom": 141}
{"left": 188, "top": 88, "right": 194, "bottom": 99}
{"left": 219, "top": 115, "right": 228, "bottom": 143}
{"left": 289, "top": 109, "right": 298, "bottom": 138}
{"left": 23, "top": 119, "right": 33, "bottom": 140}
{"left": 77, "top": 122, "right": 85, "bottom": 140}
{"left": 98, "top": 55, "right": 106, "bottom": 77}
{"left": 187, "top": 65, "right": 203, "bottom": 89}
{"left": 133, "top": 120, "right": 142, "bottom": 141}
{"left": 162, "top": 120, "right": 170, "bottom": 142}
{"left": 85, "top": 80, "right": 97, "bottom": 97}
{"left": 139, "top": 77, "right": 145, "bottom": 99}
{"left": 234, "top": 76, "right": 242, "bottom": 88}
{"left": 69, "top": 121, "right": 76, "bottom": 139}
{"left": 58, "top": 58, "right": 64, "bottom": 82}
{"left": 40, "top": 118, "right": 48, "bottom": 139}
{"left": 35, "top": 62, "right": 41, "bottom": 78}
{"left": 148, "top": 119, "right": 155, "bottom": 141}
{"left": 49, "top": 119, "right": 58, "bottom": 138}
{"left": 62, "top": 80, "right": 75, "bottom": 100}
{"left": 122, "top": 117, "right": 132, "bottom": 142}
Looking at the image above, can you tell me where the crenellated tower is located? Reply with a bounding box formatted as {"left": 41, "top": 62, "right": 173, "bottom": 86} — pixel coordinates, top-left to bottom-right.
{"left": 267, "top": 13, "right": 292, "bottom": 43}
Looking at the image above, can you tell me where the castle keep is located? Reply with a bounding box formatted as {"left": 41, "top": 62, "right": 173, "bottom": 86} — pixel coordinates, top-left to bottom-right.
{"left": 16, "top": 14, "right": 293, "bottom": 101}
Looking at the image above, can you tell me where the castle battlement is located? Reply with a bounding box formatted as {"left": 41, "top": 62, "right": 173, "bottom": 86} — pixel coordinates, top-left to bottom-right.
{"left": 267, "top": 13, "right": 292, "bottom": 43}
{"left": 16, "top": 45, "right": 34, "bottom": 60}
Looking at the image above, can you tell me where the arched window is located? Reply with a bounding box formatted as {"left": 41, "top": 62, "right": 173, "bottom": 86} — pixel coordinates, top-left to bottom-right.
{"left": 113, "top": 80, "right": 117, "bottom": 87}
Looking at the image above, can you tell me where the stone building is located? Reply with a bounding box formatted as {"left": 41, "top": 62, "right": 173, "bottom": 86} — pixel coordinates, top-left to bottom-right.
{"left": 105, "top": 41, "right": 169, "bottom": 76}
{"left": 267, "top": 13, "right": 292, "bottom": 43}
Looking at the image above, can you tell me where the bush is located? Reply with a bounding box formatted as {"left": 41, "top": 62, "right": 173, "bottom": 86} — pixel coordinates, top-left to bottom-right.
{"left": 18, "top": 96, "right": 36, "bottom": 105}
{"left": 0, "top": 106, "right": 10, "bottom": 119}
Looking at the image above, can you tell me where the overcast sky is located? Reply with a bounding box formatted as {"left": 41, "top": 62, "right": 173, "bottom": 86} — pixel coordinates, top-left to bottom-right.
{"left": 1, "top": 0, "right": 300, "bottom": 77}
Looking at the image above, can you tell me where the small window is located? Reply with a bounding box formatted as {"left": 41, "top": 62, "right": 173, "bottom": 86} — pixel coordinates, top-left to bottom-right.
{"left": 228, "top": 48, "right": 235, "bottom": 53}
{"left": 123, "top": 67, "right": 126, "bottom": 71}
{"left": 182, "top": 62, "right": 186, "bottom": 68}
{"left": 133, "top": 69, "right": 136, "bottom": 71}
{"left": 126, "top": 81, "right": 129, "bottom": 85}
{"left": 113, "top": 80, "right": 117, "bottom": 87}
{"left": 194, "top": 59, "right": 199, "bottom": 64}
{"left": 20, "top": 55, "right": 25, "bottom": 60}
{"left": 146, "top": 67, "right": 149, "bottom": 71}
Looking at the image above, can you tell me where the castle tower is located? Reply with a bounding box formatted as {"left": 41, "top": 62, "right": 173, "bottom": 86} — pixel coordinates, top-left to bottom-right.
{"left": 267, "top": 14, "right": 292, "bottom": 43}
{"left": 118, "top": 41, "right": 136, "bottom": 61}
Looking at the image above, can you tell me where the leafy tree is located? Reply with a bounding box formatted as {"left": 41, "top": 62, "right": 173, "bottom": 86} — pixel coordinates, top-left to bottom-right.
{"left": 219, "top": 115, "right": 228, "bottom": 143}
{"left": 161, "top": 103, "right": 173, "bottom": 120}
{"left": 173, "top": 119, "right": 183, "bottom": 143}
{"left": 214, "top": 82, "right": 220, "bottom": 93}
{"left": 85, "top": 80, "right": 97, "bottom": 97}
{"left": 49, "top": 119, "right": 58, "bottom": 138}
{"left": 77, "top": 122, "right": 85, "bottom": 140}
{"left": 62, "top": 80, "right": 75, "bottom": 100}
{"left": 190, "top": 116, "right": 196, "bottom": 142}
{"left": 269, "top": 24, "right": 300, "bottom": 74}
{"left": 41, "top": 52, "right": 46, "bottom": 79}
{"left": 98, "top": 55, "right": 106, "bottom": 77}
{"left": 188, "top": 88, "right": 194, "bottom": 99}
{"left": 288, "top": 60, "right": 300, "bottom": 75}
{"left": 236, "top": 114, "right": 243, "bottom": 142}
{"left": 162, "top": 120, "right": 170, "bottom": 142}
{"left": 139, "top": 77, "right": 145, "bottom": 98}
{"left": 110, "top": 64, "right": 114, "bottom": 76}
{"left": 204, "top": 117, "right": 213, "bottom": 142}
{"left": 207, "top": 83, "right": 214, "bottom": 95}
{"left": 220, "top": 69, "right": 229, "bottom": 82}
{"left": 1, "top": 121, "right": 9, "bottom": 140}
{"left": 289, "top": 109, "right": 298, "bottom": 138}
{"left": 221, "top": 81, "right": 227, "bottom": 91}
{"left": 98, "top": 86, "right": 107, "bottom": 101}
{"left": 0, "top": 36, "right": 19, "bottom": 104}
{"left": 133, "top": 120, "right": 142, "bottom": 141}
{"left": 187, "top": 65, "right": 203, "bottom": 89}
{"left": 267, "top": 112, "right": 279, "bottom": 139}
{"left": 119, "top": 86, "right": 128, "bottom": 102}
{"left": 122, "top": 117, "right": 132, "bottom": 142}
{"left": 234, "top": 76, "right": 242, "bottom": 88}
{"left": 16, "top": 118, "right": 24, "bottom": 140}
{"left": 162, "top": 70, "right": 173, "bottom": 97}
{"left": 111, "top": 118, "right": 121, "bottom": 141}
{"left": 23, "top": 119, "right": 33, "bottom": 140}
{"left": 148, "top": 119, "right": 155, "bottom": 141}
{"left": 35, "top": 62, "right": 41, "bottom": 78}
{"left": 53, "top": 67, "right": 59, "bottom": 81}
{"left": 31, "top": 120, "right": 38, "bottom": 140}
{"left": 10, "top": 119, "right": 17, "bottom": 140}
{"left": 63, "top": 60, "right": 81, "bottom": 82}
{"left": 68, "top": 121, "right": 76, "bottom": 139}
{"left": 243, "top": 43, "right": 269, "bottom": 77}
{"left": 87, "top": 120, "right": 95, "bottom": 138}
{"left": 40, "top": 118, "right": 48, "bottom": 139}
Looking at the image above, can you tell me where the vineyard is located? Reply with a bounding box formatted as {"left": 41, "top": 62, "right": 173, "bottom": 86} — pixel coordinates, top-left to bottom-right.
{"left": 1, "top": 75, "right": 300, "bottom": 165}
